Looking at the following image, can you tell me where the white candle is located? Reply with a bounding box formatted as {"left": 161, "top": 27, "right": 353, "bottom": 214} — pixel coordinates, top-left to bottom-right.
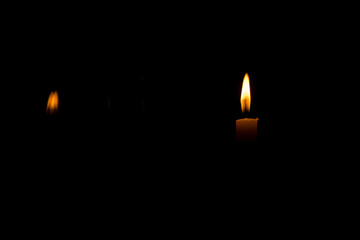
{"left": 236, "top": 118, "right": 258, "bottom": 142}
{"left": 236, "top": 73, "right": 258, "bottom": 142}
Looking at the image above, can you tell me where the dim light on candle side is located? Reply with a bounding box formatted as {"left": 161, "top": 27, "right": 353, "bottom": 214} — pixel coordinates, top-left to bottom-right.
{"left": 236, "top": 118, "right": 258, "bottom": 142}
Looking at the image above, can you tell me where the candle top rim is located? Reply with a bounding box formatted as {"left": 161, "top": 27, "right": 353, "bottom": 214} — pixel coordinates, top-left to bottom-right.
{"left": 236, "top": 118, "right": 259, "bottom": 121}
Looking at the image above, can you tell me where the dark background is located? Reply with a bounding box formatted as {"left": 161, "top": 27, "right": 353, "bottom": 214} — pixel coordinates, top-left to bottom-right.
{"left": 2, "top": 15, "right": 301, "bottom": 181}
{"left": 2, "top": 5, "right": 357, "bottom": 232}
{"left": 2, "top": 5, "right": 311, "bottom": 160}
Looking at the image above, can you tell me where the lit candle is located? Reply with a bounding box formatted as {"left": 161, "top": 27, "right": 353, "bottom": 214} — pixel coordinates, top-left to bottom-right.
{"left": 46, "top": 91, "right": 59, "bottom": 115}
{"left": 236, "top": 73, "right": 258, "bottom": 142}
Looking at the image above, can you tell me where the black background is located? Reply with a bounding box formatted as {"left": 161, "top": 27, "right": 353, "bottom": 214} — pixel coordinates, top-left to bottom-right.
{"left": 2, "top": 5, "right": 357, "bottom": 233}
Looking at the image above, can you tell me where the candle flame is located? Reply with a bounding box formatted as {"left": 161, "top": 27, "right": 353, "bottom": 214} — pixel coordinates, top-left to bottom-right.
{"left": 46, "top": 91, "right": 59, "bottom": 115}
{"left": 240, "top": 73, "right": 251, "bottom": 113}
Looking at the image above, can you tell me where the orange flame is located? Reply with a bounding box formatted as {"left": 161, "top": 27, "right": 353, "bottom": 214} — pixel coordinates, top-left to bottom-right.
{"left": 46, "top": 91, "right": 59, "bottom": 115}
{"left": 240, "top": 73, "right": 251, "bottom": 113}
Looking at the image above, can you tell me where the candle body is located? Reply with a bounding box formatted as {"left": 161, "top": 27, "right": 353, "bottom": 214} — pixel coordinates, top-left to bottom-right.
{"left": 236, "top": 118, "right": 258, "bottom": 142}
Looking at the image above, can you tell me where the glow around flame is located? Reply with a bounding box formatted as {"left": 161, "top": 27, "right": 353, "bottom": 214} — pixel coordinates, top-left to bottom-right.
{"left": 240, "top": 73, "right": 251, "bottom": 113}
{"left": 46, "top": 91, "right": 59, "bottom": 115}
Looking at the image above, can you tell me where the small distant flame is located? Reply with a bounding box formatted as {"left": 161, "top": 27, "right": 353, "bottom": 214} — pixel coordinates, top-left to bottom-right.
{"left": 240, "top": 73, "right": 251, "bottom": 113}
{"left": 46, "top": 91, "right": 59, "bottom": 115}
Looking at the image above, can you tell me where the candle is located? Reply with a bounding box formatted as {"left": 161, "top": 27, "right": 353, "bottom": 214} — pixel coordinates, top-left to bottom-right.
{"left": 236, "top": 118, "right": 258, "bottom": 142}
{"left": 236, "top": 73, "right": 258, "bottom": 142}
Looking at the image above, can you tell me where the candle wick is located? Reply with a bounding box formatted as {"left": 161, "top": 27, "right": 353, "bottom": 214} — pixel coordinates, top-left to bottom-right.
{"left": 242, "top": 99, "right": 248, "bottom": 114}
